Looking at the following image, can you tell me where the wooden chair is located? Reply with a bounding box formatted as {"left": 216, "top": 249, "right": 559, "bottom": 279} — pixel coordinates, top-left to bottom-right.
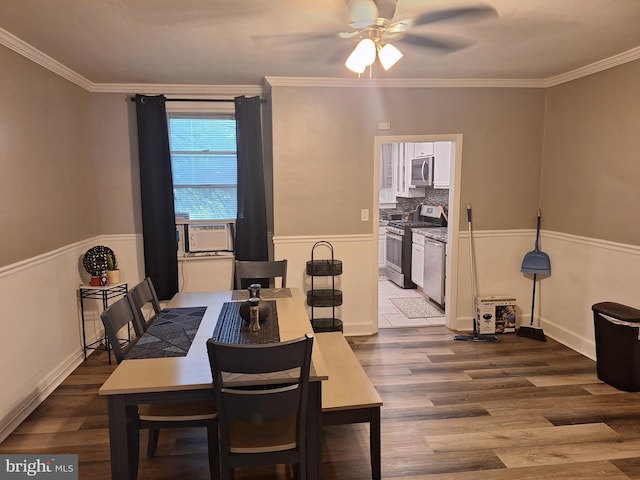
{"left": 234, "top": 259, "right": 288, "bottom": 289}
{"left": 128, "top": 277, "right": 162, "bottom": 337}
{"left": 100, "top": 296, "right": 219, "bottom": 476}
{"left": 206, "top": 334, "right": 314, "bottom": 480}
{"left": 100, "top": 295, "right": 139, "bottom": 362}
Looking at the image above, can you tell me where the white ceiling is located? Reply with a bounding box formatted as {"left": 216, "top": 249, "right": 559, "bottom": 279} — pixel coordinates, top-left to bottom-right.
{"left": 1, "top": 0, "right": 640, "bottom": 87}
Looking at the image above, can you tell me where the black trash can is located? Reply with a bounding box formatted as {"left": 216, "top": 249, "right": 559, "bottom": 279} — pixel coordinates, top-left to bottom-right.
{"left": 592, "top": 302, "right": 640, "bottom": 392}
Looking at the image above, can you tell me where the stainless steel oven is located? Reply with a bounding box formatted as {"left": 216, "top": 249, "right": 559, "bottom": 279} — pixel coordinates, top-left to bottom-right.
{"left": 385, "top": 228, "right": 403, "bottom": 273}
{"left": 385, "top": 205, "right": 448, "bottom": 289}
{"left": 385, "top": 225, "right": 416, "bottom": 289}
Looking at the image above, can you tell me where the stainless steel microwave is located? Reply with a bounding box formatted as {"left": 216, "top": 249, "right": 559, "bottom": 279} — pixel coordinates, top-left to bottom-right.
{"left": 410, "top": 156, "right": 433, "bottom": 187}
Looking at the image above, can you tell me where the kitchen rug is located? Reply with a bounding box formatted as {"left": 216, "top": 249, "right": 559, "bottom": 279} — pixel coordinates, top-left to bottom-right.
{"left": 389, "top": 297, "right": 444, "bottom": 318}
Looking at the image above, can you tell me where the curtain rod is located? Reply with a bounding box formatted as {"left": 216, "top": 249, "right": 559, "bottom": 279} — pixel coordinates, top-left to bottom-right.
{"left": 130, "top": 97, "right": 265, "bottom": 103}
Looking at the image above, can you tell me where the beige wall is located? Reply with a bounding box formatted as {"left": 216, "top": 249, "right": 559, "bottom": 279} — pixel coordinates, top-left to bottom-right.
{"left": 90, "top": 93, "right": 141, "bottom": 234}
{"left": 270, "top": 85, "right": 546, "bottom": 236}
{"left": 0, "top": 46, "right": 97, "bottom": 267}
{"left": 3, "top": 38, "right": 640, "bottom": 439}
{"left": 541, "top": 59, "right": 640, "bottom": 245}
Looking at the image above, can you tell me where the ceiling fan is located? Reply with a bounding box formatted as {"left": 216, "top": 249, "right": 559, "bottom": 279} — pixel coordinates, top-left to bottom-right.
{"left": 340, "top": 0, "right": 498, "bottom": 73}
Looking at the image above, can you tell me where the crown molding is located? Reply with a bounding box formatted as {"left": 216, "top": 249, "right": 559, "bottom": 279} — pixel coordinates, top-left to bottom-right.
{"left": 0, "top": 27, "right": 93, "bottom": 91}
{"left": 543, "top": 46, "right": 640, "bottom": 87}
{"left": 264, "top": 76, "right": 546, "bottom": 88}
{"left": 3, "top": 26, "right": 639, "bottom": 93}
{"left": 0, "top": 27, "right": 265, "bottom": 96}
{"left": 91, "top": 83, "right": 264, "bottom": 96}
{"left": 266, "top": 47, "right": 640, "bottom": 88}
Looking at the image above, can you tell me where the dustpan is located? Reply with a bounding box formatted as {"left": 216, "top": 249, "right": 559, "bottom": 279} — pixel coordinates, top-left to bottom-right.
{"left": 521, "top": 210, "right": 551, "bottom": 275}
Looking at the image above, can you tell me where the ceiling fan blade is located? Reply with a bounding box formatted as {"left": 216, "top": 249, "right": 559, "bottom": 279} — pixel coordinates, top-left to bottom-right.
{"left": 252, "top": 32, "right": 339, "bottom": 48}
{"left": 283, "top": 40, "right": 352, "bottom": 66}
{"left": 346, "top": 0, "right": 378, "bottom": 28}
{"left": 375, "top": 0, "right": 399, "bottom": 21}
{"left": 339, "top": 30, "right": 361, "bottom": 39}
{"left": 397, "top": 33, "right": 474, "bottom": 52}
{"left": 412, "top": 4, "right": 498, "bottom": 27}
{"left": 328, "top": 44, "right": 356, "bottom": 65}
{"left": 386, "top": 20, "right": 410, "bottom": 34}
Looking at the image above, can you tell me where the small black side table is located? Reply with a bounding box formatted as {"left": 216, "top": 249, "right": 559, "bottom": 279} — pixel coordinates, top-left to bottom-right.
{"left": 79, "top": 282, "right": 128, "bottom": 363}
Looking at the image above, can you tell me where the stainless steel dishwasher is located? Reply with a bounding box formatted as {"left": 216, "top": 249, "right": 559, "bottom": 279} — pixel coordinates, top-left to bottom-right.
{"left": 423, "top": 237, "right": 446, "bottom": 307}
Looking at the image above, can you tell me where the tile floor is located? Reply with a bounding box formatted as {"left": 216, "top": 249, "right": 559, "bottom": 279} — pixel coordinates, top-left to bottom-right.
{"left": 378, "top": 276, "right": 445, "bottom": 328}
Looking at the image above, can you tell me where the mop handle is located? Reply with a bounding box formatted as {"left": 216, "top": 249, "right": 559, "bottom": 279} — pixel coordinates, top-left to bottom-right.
{"left": 467, "top": 204, "right": 477, "bottom": 334}
{"left": 467, "top": 204, "right": 475, "bottom": 299}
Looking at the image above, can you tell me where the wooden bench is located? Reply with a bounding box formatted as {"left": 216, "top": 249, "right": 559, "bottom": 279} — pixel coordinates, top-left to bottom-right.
{"left": 315, "top": 332, "right": 383, "bottom": 480}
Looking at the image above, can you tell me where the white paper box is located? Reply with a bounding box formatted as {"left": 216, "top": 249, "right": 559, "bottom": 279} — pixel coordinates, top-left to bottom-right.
{"left": 476, "top": 296, "right": 518, "bottom": 334}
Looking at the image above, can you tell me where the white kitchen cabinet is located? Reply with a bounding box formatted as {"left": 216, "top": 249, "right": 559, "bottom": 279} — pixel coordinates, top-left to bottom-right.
{"left": 433, "top": 141, "right": 452, "bottom": 189}
{"left": 411, "top": 232, "right": 424, "bottom": 287}
{"left": 393, "top": 143, "right": 424, "bottom": 198}
{"left": 412, "top": 142, "right": 434, "bottom": 158}
{"left": 403, "top": 143, "right": 414, "bottom": 163}
{"left": 378, "top": 226, "right": 387, "bottom": 269}
{"left": 379, "top": 143, "right": 395, "bottom": 206}
{"left": 392, "top": 143, "right": 402, "bottom": 195}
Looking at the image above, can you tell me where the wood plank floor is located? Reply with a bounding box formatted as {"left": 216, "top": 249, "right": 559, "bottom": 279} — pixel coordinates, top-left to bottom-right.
{"left": 3, "top": 326, "right": 640, "bottom": 479}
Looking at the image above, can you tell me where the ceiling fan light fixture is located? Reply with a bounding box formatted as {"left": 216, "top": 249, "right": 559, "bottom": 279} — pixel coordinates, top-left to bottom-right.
{"left": 345, "top": 38, "right": 377, "bottom": 73}
{"left": 378, "top": 42, "right": 403, "bottom": 70}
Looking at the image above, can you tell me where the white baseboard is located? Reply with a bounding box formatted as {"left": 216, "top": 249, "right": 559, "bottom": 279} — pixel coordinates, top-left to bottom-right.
{"left": 0, "top": 350, "right": 82, "bottom": 442}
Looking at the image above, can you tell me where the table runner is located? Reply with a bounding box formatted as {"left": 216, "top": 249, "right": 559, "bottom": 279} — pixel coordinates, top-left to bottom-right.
{"left": 213, "top": 301, "right": 280, "bottom": 344}
{"left": 125, "top": 306, "right": 206, "bottom": 359}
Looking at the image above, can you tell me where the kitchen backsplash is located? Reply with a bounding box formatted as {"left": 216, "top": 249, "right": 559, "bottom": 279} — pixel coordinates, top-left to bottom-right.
{"left": 395, "top": 189, "right": 449, "bottom": 213}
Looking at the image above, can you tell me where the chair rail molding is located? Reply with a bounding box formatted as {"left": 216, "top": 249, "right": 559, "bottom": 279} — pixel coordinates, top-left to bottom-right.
{"left": 0, "top": 233, "right": 143, "bottom": 442}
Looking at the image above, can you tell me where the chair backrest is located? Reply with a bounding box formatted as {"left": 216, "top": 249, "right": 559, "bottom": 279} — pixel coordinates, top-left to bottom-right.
{"left": 100, "top": 295, "right": 138, "bottom": 363}
{"left": 128, "top": 277, "right": 161, "bottom": 336}
{"left": 206, "top": 334, "right": 313, "bottom": 457}
{"left": 234, "top": 260, "right": 288, "bottom": 289}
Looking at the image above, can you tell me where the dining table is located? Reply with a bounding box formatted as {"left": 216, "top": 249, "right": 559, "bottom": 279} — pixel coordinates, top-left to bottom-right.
{"left": 98, "top": 287, "right": 329, "bottom": 480}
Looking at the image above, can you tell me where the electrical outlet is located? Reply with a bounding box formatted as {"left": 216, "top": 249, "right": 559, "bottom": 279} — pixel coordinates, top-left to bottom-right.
{"left": 377, "top": 122, "right": 391, "bottom": 130}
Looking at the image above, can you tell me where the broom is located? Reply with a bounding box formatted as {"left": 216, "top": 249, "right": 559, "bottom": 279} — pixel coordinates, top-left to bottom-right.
{"left": 454, "top": 204, "right": 499, "bottom": 343}
{"left": 518, "top": 210, "right": 550, "bottom": 342}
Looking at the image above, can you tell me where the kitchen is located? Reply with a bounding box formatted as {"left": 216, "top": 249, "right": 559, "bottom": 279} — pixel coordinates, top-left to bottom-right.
{"left": 378, "top": 140, "right": 453, "bottom": 328}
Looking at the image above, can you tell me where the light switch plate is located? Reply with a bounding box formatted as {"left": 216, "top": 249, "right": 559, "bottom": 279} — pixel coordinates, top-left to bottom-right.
{"left": 361, "top": 209, "right": 369, "bottom": 221}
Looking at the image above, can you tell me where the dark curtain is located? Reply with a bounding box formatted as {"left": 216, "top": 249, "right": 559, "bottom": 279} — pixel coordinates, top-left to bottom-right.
{"left": 234, "top": 96, "right": 268, "bottom": 264}
{"left": 134, "top": 94, "right": 178, "bottom": 300}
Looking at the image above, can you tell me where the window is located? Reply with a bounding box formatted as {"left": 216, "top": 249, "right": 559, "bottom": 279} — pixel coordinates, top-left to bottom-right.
{"left": 167, "top": 112, "right": 237, "bottom": 221}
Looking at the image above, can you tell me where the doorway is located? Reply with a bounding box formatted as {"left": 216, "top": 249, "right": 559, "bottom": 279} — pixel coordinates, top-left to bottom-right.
{"left": 373, "top": 135, "right": 463, "bottom": 331}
